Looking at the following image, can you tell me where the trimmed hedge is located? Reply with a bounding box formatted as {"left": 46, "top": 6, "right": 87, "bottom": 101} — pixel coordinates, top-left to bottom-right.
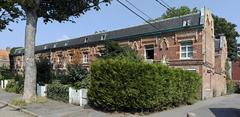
{"left": 47, "top": 83, "right": 69, "bottom": 103}
{"left": 88, "top": 58, "right": 201, "bottom": 112}
{"left": 5, "top": 79, "right": 24, "bottom": 94}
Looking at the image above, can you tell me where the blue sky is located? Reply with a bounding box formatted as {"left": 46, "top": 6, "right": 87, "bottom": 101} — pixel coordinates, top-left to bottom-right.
{"left": 0, "top": 0, "right": 239, "bottom": 49}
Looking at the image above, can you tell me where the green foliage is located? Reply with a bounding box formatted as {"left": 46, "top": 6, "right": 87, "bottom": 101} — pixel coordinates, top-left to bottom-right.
{"left": 225, "top": 60, "right": 231, "bottom": 79}
{"left": 10, "top": 99, "right": 27, "bottom": 107}
{"left": 0, "top": 0, "right": 111, "bottom": 31}
{"left": 150, "top": 6, "right": 239, "bottom": 60}
{"left": 227, "top": 80, "right": 235, "bottom": 94}
{"left": 213, "top": 15, "right": 240, "bottom": 60}
{"left": 0, "top": 1, "right": 23, "bottom": 31}
{"left": 88, "top": 58, "right": 202, "bottom": 112}
{"left": 101, "top": 40, "right": 142, "bottom": 61}
{"left": 0, "top": 66, "right": 15, "bottom": 80}
{"left": 5, "top": 78, "right": 24, "bottom": 94}
{"left": 36, "top": 58, "right": 54, "bottom": 85}
{"left": 59, "top": 64, "right": 88, "bottom": 89}
{"left": 149, "top": 6, "right": 198, "bottom": 22}
{"left": 47, "top": 83, "right": 69, "bottom": 103}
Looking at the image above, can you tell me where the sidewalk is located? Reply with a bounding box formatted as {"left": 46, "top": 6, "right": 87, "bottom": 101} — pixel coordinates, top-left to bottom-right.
{"left": 0, "top": 89, "right": 84, "bottom": 117}
{"left": 0, "top": 89, "right": 138, "bottom": 117}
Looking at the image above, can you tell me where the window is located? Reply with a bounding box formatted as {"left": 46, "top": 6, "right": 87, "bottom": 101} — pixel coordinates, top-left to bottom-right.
{"left": 186, "top": 69, "right": 197, "bottom": 72}
{"left": 145, "top": 45, "right": 154, "bottom": 60}
{"left": 101, "top": 34, "right": 106, "bottom": 40}
{"left": 69, "top": 55, "right": 73, "bottom": 62}
{"left": 180, "top": 41, "right": 193, "bottom": 59}
{"left": 83, "top": 53, "right": 88, "bottom": 63}
{"left": 84, "top": 38, "right": 88, "bottom": 43}
{"left": 183, "top": 19, "right": 191, "bottom": 27}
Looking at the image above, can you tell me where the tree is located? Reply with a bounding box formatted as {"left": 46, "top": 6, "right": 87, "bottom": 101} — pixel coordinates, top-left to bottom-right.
{"left": 150, "top": 6, "right": 239, "bottom": 60}
{"left": 101, "top": 40, "right": 142, "bottom": 61}
{"left": 0, "top": 0, "right": 111, "bottom": 101}
{"left": 149, "top": 6, "right": 198, "bottom": 22}
{"left": 213, "top": 15, "right": 239, "bottom": 60}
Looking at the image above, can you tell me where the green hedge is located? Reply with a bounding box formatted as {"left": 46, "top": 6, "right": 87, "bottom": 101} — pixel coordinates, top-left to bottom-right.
{"left": 5, "top": 79, "right": 24, "bottom": 94}
{"left": 88, "top": 58, "right": 201, "bottom": 112}
{"left": 47, "top": 83, "right": 69, "bottom": 103}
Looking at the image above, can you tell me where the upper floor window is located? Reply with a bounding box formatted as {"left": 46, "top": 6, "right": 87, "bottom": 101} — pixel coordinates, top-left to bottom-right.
{"left": 84, "top": 38, "right": 88, "bottom": 43}
{"left": 83, "top": 53, "right": 88, "bottom": 64}
{"left": 183, "top": 19, "right": 191, "bottom": 27}
{"left": 145, "top": 45, "right": 154, "bottom": 60}
{"left": 180, "top": 41, "right": 193, "bottom": 59}
{"left": 101, "top": 34, "right": 106, "bottom": 40}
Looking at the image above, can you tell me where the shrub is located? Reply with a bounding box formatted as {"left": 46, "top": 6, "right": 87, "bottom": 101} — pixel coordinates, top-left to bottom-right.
{"left": 47, "top": 83, "right": 69, "bottom": 103}
{"left": 5, "top": 79, "right": 24, "bottom": 94}
{"left": 59, "top": 64, "right": 88, "bottom": 89}
{"left": 37, "top": 58, "right": 54, "bottom": 85}
{"left": 227, "top": 80, "right": 235, "bottom": 94}
{"left": 100, "top": 40, "right": 142, "bottom": 61}
{"left": 0, "top": 66, "right": 15, "bottom": 80}
{"left": 88, "top": 58, "right": 201, "bottom": 112}
{"left": 5, "top": 80, "right": 16, "bottom": 93}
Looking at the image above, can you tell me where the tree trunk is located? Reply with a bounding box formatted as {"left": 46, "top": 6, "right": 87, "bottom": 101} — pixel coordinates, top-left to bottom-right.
{"left": 23, "top": 10, "right": 38, "bottom": 101}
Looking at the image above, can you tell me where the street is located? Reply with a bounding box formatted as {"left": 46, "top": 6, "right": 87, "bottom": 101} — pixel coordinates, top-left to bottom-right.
{"left": 147, "top": 94, "right": 240, "bottom": 117}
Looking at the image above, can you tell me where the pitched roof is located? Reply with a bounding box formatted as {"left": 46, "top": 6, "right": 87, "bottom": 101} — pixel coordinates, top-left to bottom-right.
{"left": 14, "top": 12, "right": 203, "bottom": 56}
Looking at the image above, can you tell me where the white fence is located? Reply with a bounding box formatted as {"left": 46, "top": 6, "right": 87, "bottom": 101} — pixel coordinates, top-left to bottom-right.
{"left": 0, "top": 80, "right": 9, "bottom": 89}
{"left": 37, "top": 84, "right": 47, "bottom": 97}
{"left": 69, "top": 87, "right": 88, "bottom": 106}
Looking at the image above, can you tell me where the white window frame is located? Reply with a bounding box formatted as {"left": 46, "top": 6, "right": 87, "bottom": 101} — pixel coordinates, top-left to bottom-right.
{"left": 101, "top": 34, "right": 106, "bottom": 40}
{"left": 180, "top": 41, "right": 193, "bottom": 59}
{"left": 186, "top": 69, "right": 197, "bottom": 72}
{"left": 83, "top": 53, "right": 88, "bottom": 64}
{"left": 144, "top": 45, "right": 154, "bottom": 60}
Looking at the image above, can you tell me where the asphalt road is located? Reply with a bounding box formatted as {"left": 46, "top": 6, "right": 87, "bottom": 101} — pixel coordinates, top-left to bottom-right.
{"left": 0, "top": 103, "right": 31, "bottom": 117}
{"left": 148, "top": 94, "right": 240, "bottom": 117}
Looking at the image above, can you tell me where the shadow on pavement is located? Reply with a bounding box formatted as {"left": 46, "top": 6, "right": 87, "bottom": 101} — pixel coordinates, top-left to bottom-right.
{"left": 209, "top": 108, "right": 240, "bottom": 117}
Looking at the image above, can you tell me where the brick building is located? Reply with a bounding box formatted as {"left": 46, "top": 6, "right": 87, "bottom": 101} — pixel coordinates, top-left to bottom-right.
{"left": 0, "top": 48, "right": 10, "bottom": 67}
{"left": 13, "top": 8, "right": 227, "bottom": 99}
{"left": 232, "top": 60, "right": 240, "bottom": 81}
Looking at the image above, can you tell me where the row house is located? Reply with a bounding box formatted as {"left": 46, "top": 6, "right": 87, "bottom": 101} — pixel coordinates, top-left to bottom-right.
{"left": 0, "top": 48, "right": 10, "bottom": 67}
{"left": 13, "top": 8, "right": 227, "bottom": 99}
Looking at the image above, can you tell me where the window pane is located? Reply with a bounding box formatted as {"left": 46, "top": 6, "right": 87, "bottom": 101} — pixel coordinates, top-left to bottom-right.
{"left": 181, "top": 47, "right": 186, "bottom": 52}
{"left": 181, "top": 53, "right": 186, "bottom": 58}
{"left": 188, "top": 52, "right": 193, "bottom": 58}
{"left": 188, "top": 46, "right": 193, "bottom": 51}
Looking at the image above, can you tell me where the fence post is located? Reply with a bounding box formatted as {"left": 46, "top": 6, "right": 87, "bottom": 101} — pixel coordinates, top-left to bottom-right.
{"left": 43, "top": 84, "right": 47, "bottom": 97}
{"left": 69, "top": 87, "right": 72, "bottom": 104}
{"left": 80, "top": 89, "right": 82, "bottom": 106}
{"left": 4, "top": 80, "right": 8, "bottom": 89}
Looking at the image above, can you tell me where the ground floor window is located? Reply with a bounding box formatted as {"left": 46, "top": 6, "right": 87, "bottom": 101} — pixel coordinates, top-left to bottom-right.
{"left": 145, "top": 45, "right": 154, "bottom": 60}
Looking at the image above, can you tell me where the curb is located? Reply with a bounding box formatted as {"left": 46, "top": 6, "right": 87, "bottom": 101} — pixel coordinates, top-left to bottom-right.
{"left": 0, "top": 100, "right": 40, "bottom": 117}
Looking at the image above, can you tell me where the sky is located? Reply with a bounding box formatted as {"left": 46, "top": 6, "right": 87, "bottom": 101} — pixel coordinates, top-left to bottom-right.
{"left": 0, "top": 0, "right": 239, "bottom": 49}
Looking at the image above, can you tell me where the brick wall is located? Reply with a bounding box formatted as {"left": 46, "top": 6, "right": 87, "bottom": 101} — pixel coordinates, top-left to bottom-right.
{"left": 232, "top": 61, "right": 240, "bottom": 81}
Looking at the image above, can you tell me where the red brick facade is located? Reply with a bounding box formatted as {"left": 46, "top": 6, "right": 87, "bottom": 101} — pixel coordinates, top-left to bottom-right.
{"left": 13, "top": 8, "right": 227, "bottom": 100}
{"left": 232, "top": 61, "right": 240, "bottom": 81}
